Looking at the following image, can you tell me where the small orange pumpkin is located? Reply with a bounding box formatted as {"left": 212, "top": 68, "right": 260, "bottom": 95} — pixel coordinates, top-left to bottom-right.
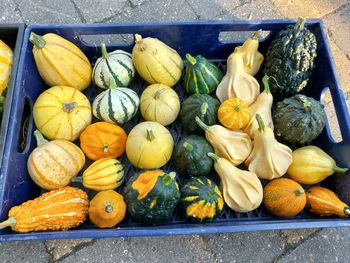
{"left": 89, "top": 190, "right": 127, "bottom": 228}
{"left": 263, "top": 178, "right": 306, "bottom": 217}
{"left": 80, "top": 122, "right": 127, "bottom": 161}
{"left": 218, "top": 98, "right": 250, "bottom": 130}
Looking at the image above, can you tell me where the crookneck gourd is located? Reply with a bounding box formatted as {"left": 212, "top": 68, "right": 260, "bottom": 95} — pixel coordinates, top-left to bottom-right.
{"left": 196, "top": 117, "right": 252, "bottom": 166}
{"left": 0, "top": 186, "right": 89, "bottom": 233}
{"left": 123, "top": 170, "right": 180, "bottom": 225}
{"left": 263, "top": 17, "right": 317, "bottom": 101}
{"left": 245, "top": 114, "right": 292, "bottom": 180}
{"left": 27, "top": 130, "right": 85, "bottom": 190}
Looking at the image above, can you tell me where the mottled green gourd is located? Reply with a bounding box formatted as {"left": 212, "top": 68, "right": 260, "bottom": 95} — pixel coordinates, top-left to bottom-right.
{"left": 273, "top": 94, "right": 326, "bottom": 144}
{"left": 263, "top": 18, "right": 317, "bottom": 101}
{"left": 180, "top": 94, "right": 220, "bottom": 134}
{"left": 173, "top": 135, "right": 214, "bottom": 177}
{"left": 180, "top": 177, "right": 224, "bottom": 223}
{"left": 183, "top": 54, "right": 222, "bottom": 94}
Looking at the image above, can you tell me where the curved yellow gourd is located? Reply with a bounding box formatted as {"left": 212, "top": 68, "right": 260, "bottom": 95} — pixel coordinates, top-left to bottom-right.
{"left": 30, "top": 33, "right": 92, "bottom": 91}
{"left": 33, "top": 86, "right": 92, "bottom": 141}
{"left": 0, "top": 39, "right": 13, "bottom": 95}
{"left": 132, "top": 34, "right": 183, "bottom": 86}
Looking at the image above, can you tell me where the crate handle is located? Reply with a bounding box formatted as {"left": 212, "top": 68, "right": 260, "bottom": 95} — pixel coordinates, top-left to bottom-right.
{"left": 330, "top": 87, "right": 350, "bottom": 143}
{"left": 17, "top": 97, "right": 33, "bottom": 154}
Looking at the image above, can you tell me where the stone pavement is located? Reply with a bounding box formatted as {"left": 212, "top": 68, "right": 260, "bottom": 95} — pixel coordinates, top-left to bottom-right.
{"left": 1, "top": 0, "right": 350, "bottom": 262}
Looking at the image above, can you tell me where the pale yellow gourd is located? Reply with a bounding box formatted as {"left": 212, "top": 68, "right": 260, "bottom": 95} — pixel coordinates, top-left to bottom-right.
{"left": 216, "top": 52, "right": 260, "bottom": 105}
{"left": 245, "top": 114, "right": 292, "bottom": 180}
{"left": 196, "top": 117, "right": 252, "bottom": 166}
{"left": 132, "top": 34, "right": 183, "bottom": 87}
{"left": 243, "top": 75, "right": 273, "bottom": 138}
{"left": 0, "top": 39, "right": 13, "bottom": 96}
{"left": 208, "top": 153, "right": 263, "bottom": 213}
{"left": 234, "top": 31, "right": 264, "bottom": 76}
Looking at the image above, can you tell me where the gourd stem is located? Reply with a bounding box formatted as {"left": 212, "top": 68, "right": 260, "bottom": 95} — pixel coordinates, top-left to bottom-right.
{"left": 185, "top": 53, "right": 197, "bottom": 65}
{"left": 295, "top": 17, "right": 305, "bottom": 30}
{"left": 63, "top": 102, "right": 77, "bottom": 113}
{"left": 255, "top": 114, "right": 265, "bottom": 132}
{"left": 108, "top": 77, "right": 117, "bottom": 89}
{"left": 251, "top": 30, "right": 261, "bottom": 40}
{"left": 195, "top": 116, "right": 209, "bottom": 131}
{"left": 208, "top": 189, "right": 216, "bottom": 197}
{"left": 344, "top": 207, "right": 350, "bottom": 216}
{"left": 294, "top": 188, "right": 305, "bottom": 196}
{"left": 154, "top": 89, "right": 163, "bottom": 99}
{"left": 71, "top": 177, "right": 83, "bottom": 183}
{"left": 200, "top": 102, "right": 208, "bottom": 115}
{"left": 163, "top": 171, "right": 176, "bottom": 185}
{"left": 105, "top": 204, "right": 113, "bottom": 213}
{"left": 262, "top": 74, "right": 271, "bottom": 94}
{"left": 183, "top": 141, "right": 193, "bottom": 152}
{"left": 207, "top": 152, "right": 220, "bottom": 162}
{"left": 234, "top": 105, "right": 242, "bottom": 112}
{"left": 103, "top": 144, "right": 109, "bottom": 153}
{"left": 302, "top": 99, "right": 312, "bottom": 113}
{"left": 34, "top": 130, "right": 48, "bottom": 146}
{"left": 101, "top": 43, "right": 108, "bottom": 59}
{"left": 146, "top": 129, "right": 155, "bottom": 141}
{"left": 333, "top": 166, "right": 349, "bottom": 173}
{"left": 0, "top": 217, "right": 16, "bottom": 229}
{"left": 29, "top": 32, "right": 46, "bottom": 49}
{"left": 134, "top": 34, "right": 145, "bottom": 51}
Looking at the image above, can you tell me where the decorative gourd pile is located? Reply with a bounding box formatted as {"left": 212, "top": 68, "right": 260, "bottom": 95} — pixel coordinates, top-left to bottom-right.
{"left": 2, "top": 18, "right": 350, "bottom": 234}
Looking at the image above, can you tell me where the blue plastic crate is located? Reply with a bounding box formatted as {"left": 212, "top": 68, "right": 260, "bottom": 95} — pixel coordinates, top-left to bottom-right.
{"left": 1, "top": 19, "right": 350, "bottom": 242}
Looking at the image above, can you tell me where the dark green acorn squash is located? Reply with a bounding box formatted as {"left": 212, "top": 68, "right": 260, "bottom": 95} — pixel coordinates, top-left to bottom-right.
{"left": 273, "top": 94, "right": 326, "bottom": 144}
{"left": 173, "top": 135, "right": 214, "bottom": 177}
{"left": 123, "top": 170, "right": 180, "bottom": 225}
{"left": 183, "top": 53, "right": 222, "bottom": 94}
{"left": 180, "top": 177, "right": 224, "bottom": 223}
{"left": 263, "top": 17, "right": 317, "bottom": 101}
{"left": 180, "top": 94, "right": 219, "bottom": 134}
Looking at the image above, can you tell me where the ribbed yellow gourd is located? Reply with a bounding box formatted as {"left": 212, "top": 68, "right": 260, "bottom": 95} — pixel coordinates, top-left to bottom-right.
{"left": 0, "top": 39, "right": 13, "bottom": 95}
{"left": 29, "top": 32, "right": 92, "bottom": 91}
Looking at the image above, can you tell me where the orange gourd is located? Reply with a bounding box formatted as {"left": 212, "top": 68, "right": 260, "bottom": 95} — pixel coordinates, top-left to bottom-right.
{"left": 0, "top": 186, "right": 89, "bottom": 233}
{"left": 263, "top": 178, "right": 306, "bottom": 217}
{"left": 218, "top": 98, "right": 250, "bottom": 130}
{"left": 80, "top": 122, "right": 127, "bottom": 161}
{"left": 89, "top": 190, "right": 127, "bottom": 228}
{"left": 306, "top": 186, "right": 350, "bottom": 218}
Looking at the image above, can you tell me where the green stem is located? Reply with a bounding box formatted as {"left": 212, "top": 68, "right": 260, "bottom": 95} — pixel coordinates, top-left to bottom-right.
{"left": 208, "top": 189, "right": 217, "bottom": 197}
{"left": 146, "top": 129, "right": 155, "bottom": 141}
{"left": 29, "top": 32, "right": 46, "bottom": 49}
{"left": 302, "top": 99, "right": 312, "bottom": 113}
{"left": 185, "top": 53, "right": 197, "bottom": 66}
{"left": 295, "top": 17, "right": 305, "bottom": 30}
{"left": 255, "top": 113, "right": 265, "bottom": 132}
{"left": 234, "top": 105, "right": 242, "bottom": 112}
{"left": 200, "top": 102, "right": 208, "bottom": 115}
{"left": 333, "top": 166, "right": 349, "bottom": 173}
{"left": 34, "top": 130, "right": 48, "bottom": 146}
{"left": 63, "top": 101, "right": 77, "bottom": 113}
{"left": 154, "top": 89, "right": 164, "bottom": 99}
{"left": 163, "top": 171, "right": 176, "bottom": 185}
{"left": 101, "top": 43, "right": 108, "bottom": 59}
{"left": 251, "top": 30, "right": 261, "bottom": 40}
{"left": 195, "top": 116, "right": 209, "bottom": 131}
{"left": 0, "top": 217, "right": 16, "bottom": 229}
{"left": 294, "top": 188, "right": 305, "bottom": 197}
{"left": 108, "top": 77, "right": 117, "bottom": 89}
{"left": 262, "top": 74, "right": 271, "bottom": 94}
{"left": 183, "top": 141, "right": 193, "bottom": 152}
{"left": 344, "top": 207, "right": 350, "bottom": 216}
{"left": 71, "top": 177, "right": 83, "bottom": 183}
{"left": 105, "top": 204, "right": 113, "bottom": 213}
{"left": 103, "top": 144, "right": 109, "bottom": 153}
{"left": 207, "top": 152, "right": 220, "bottom": 162}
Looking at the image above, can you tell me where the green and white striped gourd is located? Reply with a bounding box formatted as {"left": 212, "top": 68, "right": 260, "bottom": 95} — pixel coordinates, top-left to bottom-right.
{"left": 92, "top": 78, "right": 139, "bottom": 124}
{"left": 92, "top": 43, "right": 135, "bottom": 89}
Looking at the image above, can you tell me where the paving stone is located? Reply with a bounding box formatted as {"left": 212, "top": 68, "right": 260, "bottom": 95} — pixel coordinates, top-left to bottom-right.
{"left": 278, "top": 228, "right": 350, "bottom": 263}
{"left": 73, "top": 0, "right": 130, "bottom": 22}
{"left": 14, "top": 0, "right": 81, "bottom": 24}
{"left": 45, "top": 238, "right": 93, "bottom": 261}
{"left": 280, "top": 229, "right": 319, "bottom": 245}
{"left": 272, "top": 0, "right": 347, "bottom": 18}
{"left": 129, "top": 0, "right": 149, "bottom": 7}
{"left": 216, "top": 0, "right": 250, "bottom": 11}
{"left": 0, "top": 241, "right": 49, "bottom": 263}
{"left": 202, "top": 231, "right": 285, "bottom": 262}
{"left": 185, "top": 0, "right": 227, "bottom": 19}
{"left": 0, "top": 0, "right": 22, "bottom": 23}
{"left": 323, "top": 3, "right": 350, "bottom": 59}
{"left": 228, "top": 0, "right": 284, "bottom": 20}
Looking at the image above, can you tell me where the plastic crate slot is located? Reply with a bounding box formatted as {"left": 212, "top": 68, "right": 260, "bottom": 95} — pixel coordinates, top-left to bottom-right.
{"left": 218, "top": 30, "right": 271, "bottom": 44}
{"left": 17, "top": 97, "right": 32, "bottom": 153}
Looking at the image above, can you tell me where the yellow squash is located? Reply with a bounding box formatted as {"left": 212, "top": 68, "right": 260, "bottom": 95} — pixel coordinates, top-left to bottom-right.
{"left": 33, "top": 85, "right": 92, "bottom": 141}
{"left": 29, "top": 32, "right": 92, "bottom": 90}
{"left": 288, "top": 146, "right": 348, "bottom": 184}
{"left": 245, "top": 114, "right": 292, "bottom": 180}
{"left": 0, "top": 39, "right": 13, "bottom": 95}
{"left": 27, "top": 130, "right": 85, "bottom": 190}
{"left": 132, "top": 34, "right": 183, "bottom": 86}
{"left": 208, "top": 153, "right": 263, "bottom": 212}
{"left": 126, "top": 121, "right": 174, "bottom": 169}
{"left": 196, "top": 116, "right": 252, "bottom": 166}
